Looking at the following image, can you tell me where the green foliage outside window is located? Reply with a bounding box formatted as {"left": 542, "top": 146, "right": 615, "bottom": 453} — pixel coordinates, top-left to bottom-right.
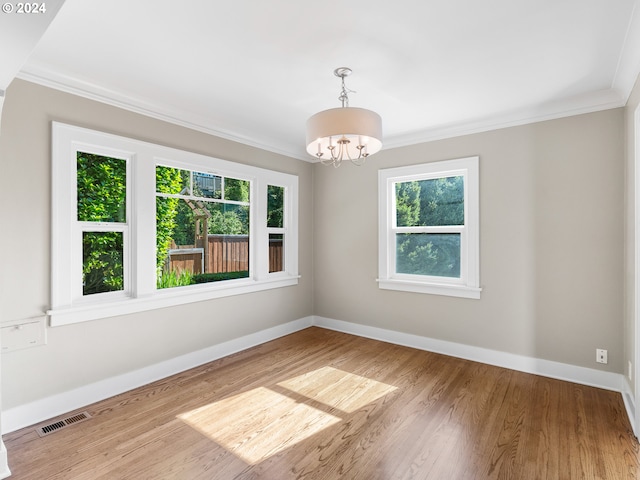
{"left": 217, "top": 178, "right": 250, "bottom": 234}
{"left": 209, "top": 203, "right": 249, "bottom": 235}
{"left": 171, "top": 200, "right": 196, "bottom": 246}
{"left": 267, "top": 185, "right": 284, "bottom": 228}
{"left": 77, "top": 152, "right": 126, "bottom": 223}
{"left": 82, "top": 232, "right": 124, "bottom": 294}
{"left": 419, "top": 176, "right": 464, "bottom": 226}
{"left": 395, "top": 181, "right": 420, "bottom": 227}
{"left": 396, "top": 233, "right": 461, "bottom": 277}
{"left": 224, "top": 177, "right": 249, "bottom": 202}
{"left": 155, "top": 166, "right": 184, "bottom": 274}
{"left": 77, "top": 152, "right": 127, "bottom": 295}
{"left": 155, "top": 168, "right": 251, "bottom": 289}
{"left": 395, "top": 176, "right": 464, "bottom": 278}
{"left": 396, "top": 176, "right": 463, "bottom": 227}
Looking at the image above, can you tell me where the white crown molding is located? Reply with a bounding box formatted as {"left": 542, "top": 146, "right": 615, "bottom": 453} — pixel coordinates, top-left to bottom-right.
{"left": 383, "top": 89, "right": 626, "bottom": 151}
{"left": 16, "top": 61, "right": 633, "bottom": 164}
{"left": 613, "top": 1, "right": 640, "bottom": 103}
{"left": 16, "top": 65, "right": 312, "bottom": 162}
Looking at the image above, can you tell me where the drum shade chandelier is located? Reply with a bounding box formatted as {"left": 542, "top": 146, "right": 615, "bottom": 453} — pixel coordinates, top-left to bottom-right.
{"left": 306, "top": 67, "right": 383, "bottom": 167}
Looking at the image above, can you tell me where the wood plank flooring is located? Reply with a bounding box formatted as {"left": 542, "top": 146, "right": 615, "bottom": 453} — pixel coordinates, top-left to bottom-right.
{"left": 4, "top": 327, "right": 640, "bottom": 479}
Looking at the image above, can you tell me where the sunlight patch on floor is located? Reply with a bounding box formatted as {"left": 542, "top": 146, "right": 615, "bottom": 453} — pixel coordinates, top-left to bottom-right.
{"left": 277, "top": 366, "right": 398, "bottom": 413}
{"left": 177, "top": 366, "right": 397, "bottom": 464}
{"left": 177, "top": 387, "right": 341, "bottom": 465}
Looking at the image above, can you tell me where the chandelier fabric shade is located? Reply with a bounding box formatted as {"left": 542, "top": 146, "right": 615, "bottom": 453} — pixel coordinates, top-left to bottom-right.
{"left": 306, "top": 68, "right": 383, "bottom": 167}
{"left": 306, "top": 107, "right": 383, "bottom": 162}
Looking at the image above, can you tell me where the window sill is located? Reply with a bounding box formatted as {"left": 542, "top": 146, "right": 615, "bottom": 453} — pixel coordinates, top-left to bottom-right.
{"left": 47, "top": 275, "right": 300, "bottom": 326}
{"left": 377, "top": 278, "right": 482, "bottom": 299}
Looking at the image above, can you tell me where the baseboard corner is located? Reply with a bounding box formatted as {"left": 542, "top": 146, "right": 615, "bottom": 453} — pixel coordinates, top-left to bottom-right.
{"left": 622, "top": 375, "right": 637, "bottom": 437}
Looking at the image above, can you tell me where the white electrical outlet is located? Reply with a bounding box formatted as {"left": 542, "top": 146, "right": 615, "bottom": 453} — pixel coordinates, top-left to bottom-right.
{"left": 596, "top": 348, "right": 608, "bottom": 364}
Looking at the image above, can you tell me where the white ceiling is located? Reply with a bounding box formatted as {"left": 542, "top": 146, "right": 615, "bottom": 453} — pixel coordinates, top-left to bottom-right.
{"left": 14, "top": 0, "right": 640, "bottom": 161}
{"left": 0, "top": 0, "right": 65, "bottom": 91}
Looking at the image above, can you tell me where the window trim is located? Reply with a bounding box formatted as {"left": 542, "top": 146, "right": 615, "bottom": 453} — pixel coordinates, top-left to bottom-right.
{"left": 49, "top": 122, "right": 299, "bottom": 326}
{"left": 378, "top": 156, "right": 481, "bottom": 299}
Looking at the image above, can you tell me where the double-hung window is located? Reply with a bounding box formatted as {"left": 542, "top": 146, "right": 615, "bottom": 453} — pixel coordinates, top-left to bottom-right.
{"left": 76, "top": 150, "right": 131, "bottom": 299}
{"left": 50, "top": 123, "right": 299, "bottom": 325}
{"left": 378, "top": 156, "right": 481, "bottom": 299}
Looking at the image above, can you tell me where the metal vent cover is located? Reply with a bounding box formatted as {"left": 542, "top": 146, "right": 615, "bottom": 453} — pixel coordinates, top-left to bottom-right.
{"left": 35, "top": 411, "right": 92, "bottom": 437}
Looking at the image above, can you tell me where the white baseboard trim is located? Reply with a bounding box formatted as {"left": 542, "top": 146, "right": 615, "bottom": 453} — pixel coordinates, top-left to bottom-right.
{"left": 622, "top": 375, "right": 637, "bottom": 437}
{"left": 2, "top": 314, "right": 631, "bottom": 436}
{"left": 314, "top": 316, "right": 626, "bottom": 393}
{"left": 0, "top": 441, "right": 10, "bottom": 479}
{"left": 2, "top": 316, "right": 313, "bottom": 433}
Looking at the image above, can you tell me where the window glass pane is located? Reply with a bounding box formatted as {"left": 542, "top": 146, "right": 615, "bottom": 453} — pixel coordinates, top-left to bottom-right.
{"left": 156, "top": 197, "right": 250, "bottom": 289}
{"left": 156, "top": 166, "right": 190, "bottom": 195}
{"left": 77, "top": 152, "right": 126, "bottom": 222}
{"left": 156, "top": 196, "right": 186, "bottom": 276}
{"left": 267, "top": 185, "right": 284, "bottom": 228}
{"left": 205, "top": 234, "right": 250, "bottom": 278}
{"left": 193, "top": 172, "right": 222, "bottom": 199}
{"left": 82, "top": 231, "right": 124, "bottom": 295}
{"left": 209, "top": 202, "right": 250, "bottom": 235}
{"left": 396, "top": 176, "right": 464, "bottom": 227}
{"left": 269, "top": 234, "right": 284, "bottom": 273}
{"left": 224, "top": 177, "right": 250, "bottom": 202}
{"left": 396, "top": 233, "right": 460, "bottom": 278}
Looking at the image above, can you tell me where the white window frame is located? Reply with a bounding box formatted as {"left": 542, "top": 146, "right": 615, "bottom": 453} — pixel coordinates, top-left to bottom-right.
{"left": 378, "top": 156, "right": 481, "bottom": 299}
{"left": 50, "top": 122, "right": 299, "bottom": 326}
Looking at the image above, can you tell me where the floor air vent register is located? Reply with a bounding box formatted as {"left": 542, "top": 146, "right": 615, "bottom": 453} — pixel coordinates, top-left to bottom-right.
{"left": 35, "top": 411, "right": 92, "bottom": 437}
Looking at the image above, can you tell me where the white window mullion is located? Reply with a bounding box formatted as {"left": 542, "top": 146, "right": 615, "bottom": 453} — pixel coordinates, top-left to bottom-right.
{"left": 253, "top": 179, "right": 267, "bottom": 280}
{"left": 71, "top": 222, "right": 83, "bottom": 303}
{"left": 136, "top": 153, "right": 157, "bottom": 297}
{"left": 393, "top": 226, "right": 465, "bottom": 234}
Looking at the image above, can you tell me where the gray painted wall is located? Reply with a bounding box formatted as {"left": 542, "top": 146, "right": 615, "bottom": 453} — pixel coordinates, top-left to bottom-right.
{"left": 0, "top": 79, "right": 314, "bottom": 409}
{"left": 314, "top": 109, "right": 624, "bottom": 372}
{"left": 0, "top": 77, "right": 629, "bottom": 413}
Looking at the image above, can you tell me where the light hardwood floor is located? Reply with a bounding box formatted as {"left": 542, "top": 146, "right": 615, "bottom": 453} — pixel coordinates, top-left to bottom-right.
{"left": 4, "top": 327, "right": 640, "bottom": 479}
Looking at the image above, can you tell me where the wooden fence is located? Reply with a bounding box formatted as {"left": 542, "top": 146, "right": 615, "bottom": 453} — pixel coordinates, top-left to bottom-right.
{"left": 269, "top": 237, "right": 283, "bottom": 273}
{"left": 167, "top": 248, "right": 204, "bottom": 274}
{"left": 168, "top": 235, "right": 283, "bottom": 274}
{"left": 208, "top": 235, "right": 249, "bottom": 273}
